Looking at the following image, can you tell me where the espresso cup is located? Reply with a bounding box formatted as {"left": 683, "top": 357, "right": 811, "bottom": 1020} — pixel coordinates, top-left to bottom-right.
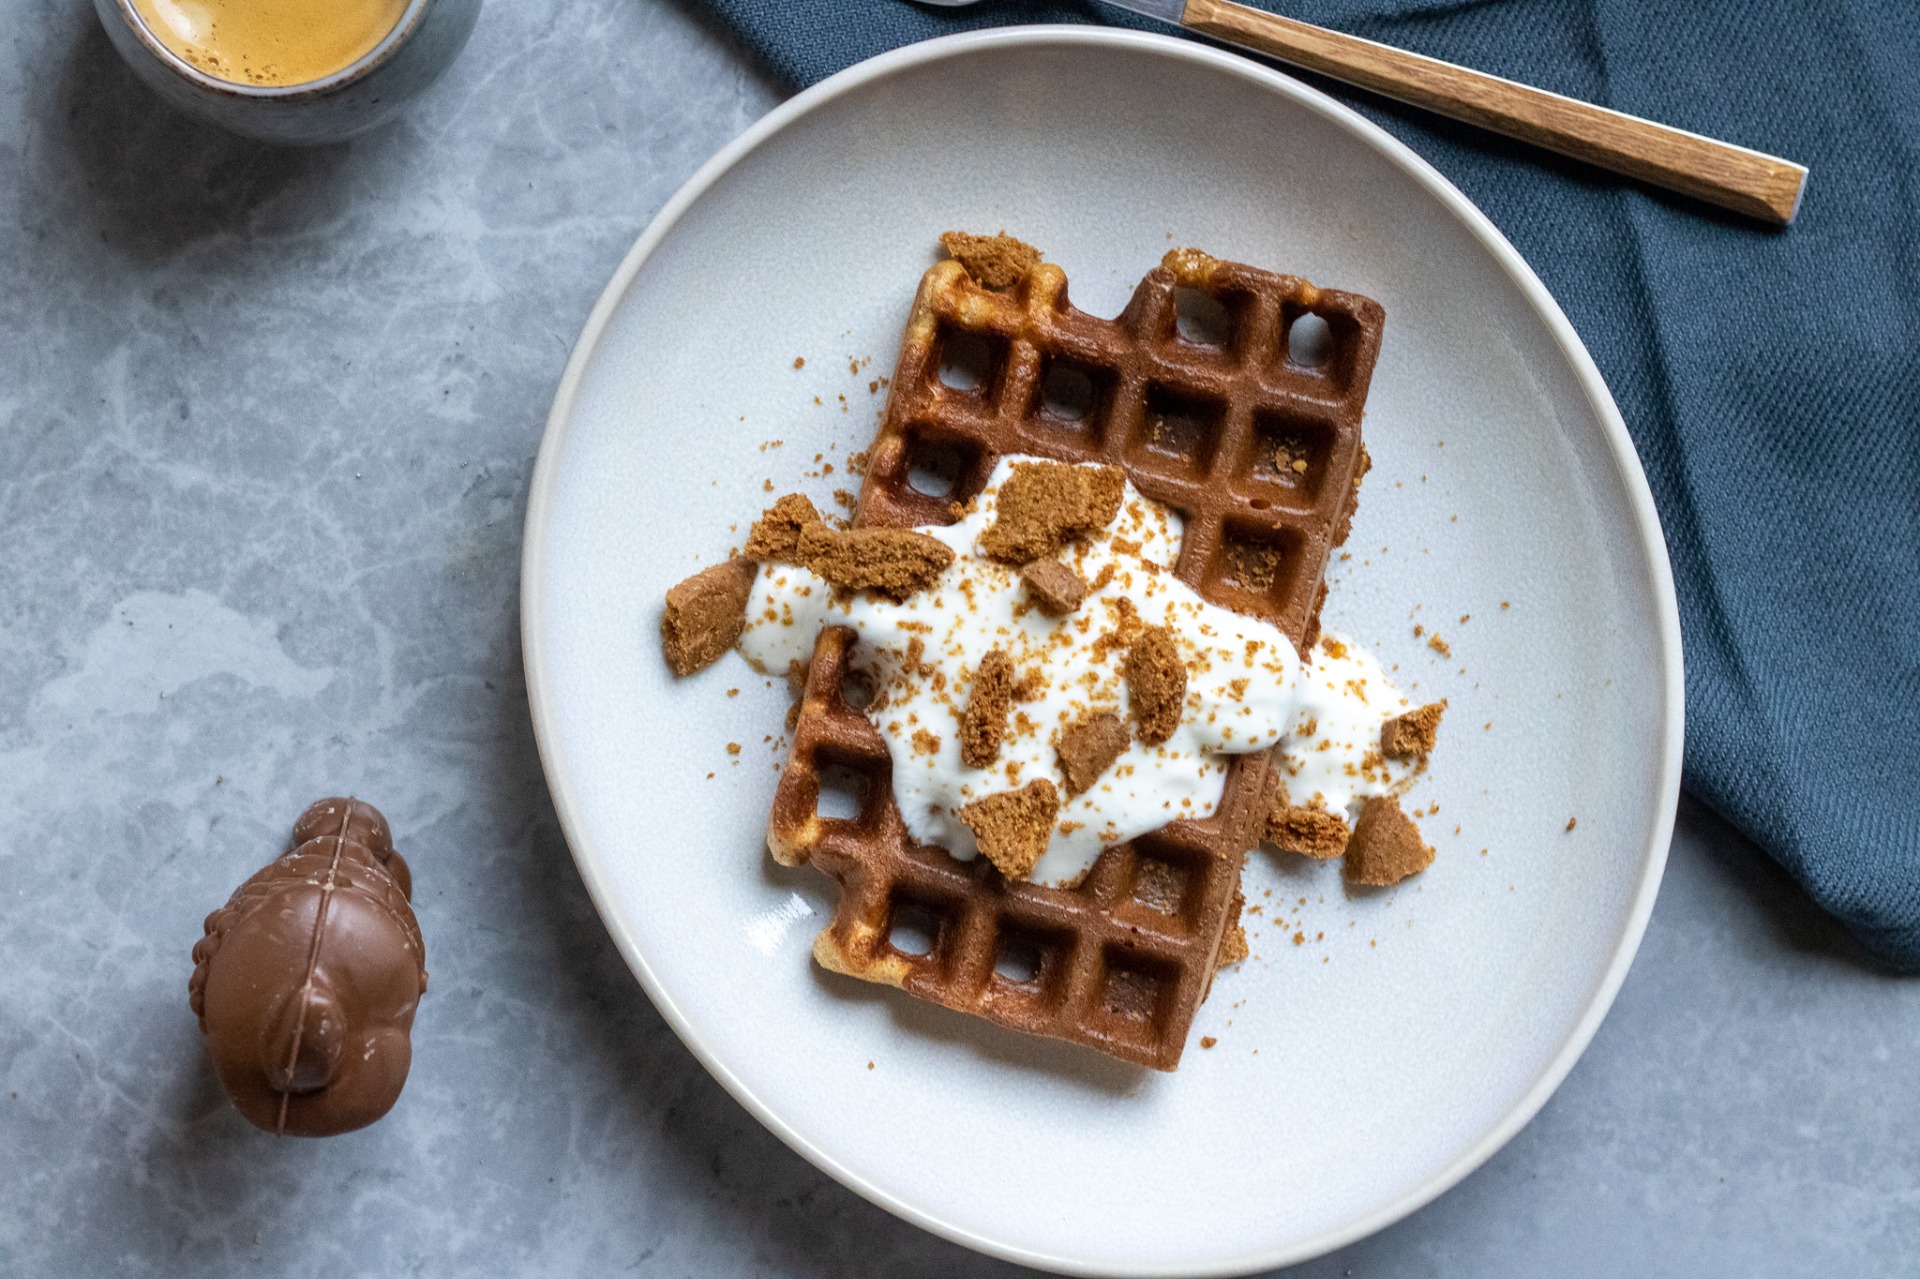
{"left": 95, "top": 0, "right": 482, "bottom": 145}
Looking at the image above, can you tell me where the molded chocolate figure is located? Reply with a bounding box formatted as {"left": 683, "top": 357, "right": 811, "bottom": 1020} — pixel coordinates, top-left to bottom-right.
{"left": 189, "top": 798, "right": 427, "bottom": 1136}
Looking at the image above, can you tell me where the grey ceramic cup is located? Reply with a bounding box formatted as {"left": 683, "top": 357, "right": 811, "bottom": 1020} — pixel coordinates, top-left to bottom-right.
{"left": 95, "top": 0, "right": 482, "bottom": 145}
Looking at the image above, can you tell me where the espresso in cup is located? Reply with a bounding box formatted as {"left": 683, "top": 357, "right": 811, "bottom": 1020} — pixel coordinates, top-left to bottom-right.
{"left": 129, "top": 0, "right": 409, "bottom": 87}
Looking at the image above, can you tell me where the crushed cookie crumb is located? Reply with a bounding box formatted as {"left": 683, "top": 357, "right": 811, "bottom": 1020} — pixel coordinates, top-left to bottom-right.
{"left": 959, "top": 650, "right": 1014, "bottom": 768}
{"left": 1381, "top": 700, "right": 1447, "bottom": 760}
{"left": 1057, "top": 712, "right": 1128, "bottom": 795}
{"left": 661, "top": 558, "right": 757, "bottom": 675}
{"left": 1566, "top": 816, "right": 1577, "bottom": 832}
{"left": 1019, "top": 557, "right": 1088, "bottom": 615}
{"left": 1124, "top": 625, "right": 1187, "bottom": 744}
{"left": 940, "top": 230, "right": 1042, "bottom": 289}
{"left": 1266, "top": 790, "right": 1351, "bottom": 859}
{"left": 1011, "top": 669, "right": 1047, "bottom": 702}
{"left": 792, "top": 356, "right": 805, "bottom": 369}
{"left": 744, "top": 493, "right": 824, "bottom": 562}
{"left": 1218, "top": 887, "right": 1249, "bottom": 967}
{"left": 1428, "top": 633, "right": 1451, "bottom": 657}
{"left": 1272, "top": 433, "right": 1314, "bottom": 476}
{"left": 978, "top": 460, "right": 1124, "bottom": 563}
{"left": 958, "top": 778, "right": 1059, "bottom": 881}
{"left": 795, "top": 522, "right": 953, "bottom": 598}
{"left": 725, "top": 742, "right": 741, "bottom": 756}
{"left": 1344, "top": 796, "right": 1435, "bottom": 886}
{"left": 1223, "top": 539, "right": 1281, "bottom": 594}
{"left": 1200, "top": 1036, "right": 1218, "bottom": 1049}
{"left": 911, "top": 728, "right": 942, "bottom": 758}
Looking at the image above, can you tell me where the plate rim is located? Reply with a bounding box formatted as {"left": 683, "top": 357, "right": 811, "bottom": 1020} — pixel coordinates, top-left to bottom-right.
{"left": 519, "top": 24, "right": 1684, "bottom": 1276}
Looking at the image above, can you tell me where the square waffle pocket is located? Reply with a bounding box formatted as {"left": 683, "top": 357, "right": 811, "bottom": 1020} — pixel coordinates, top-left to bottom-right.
{"left": 767, "top": 249, "right": 1384, "bottom": 1070}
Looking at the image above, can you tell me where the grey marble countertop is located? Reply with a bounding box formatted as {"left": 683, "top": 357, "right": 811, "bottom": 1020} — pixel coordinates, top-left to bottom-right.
{"left": 3, "top": 2, "right": 1915, "bottom": 1275}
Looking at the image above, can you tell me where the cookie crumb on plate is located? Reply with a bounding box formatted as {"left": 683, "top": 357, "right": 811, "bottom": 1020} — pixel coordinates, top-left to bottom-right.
{"left": 661, "top": 558, "right": 757, "bottom": 675}
{"left": 1344, "top": 796, "right": 1434, "bottom": 886}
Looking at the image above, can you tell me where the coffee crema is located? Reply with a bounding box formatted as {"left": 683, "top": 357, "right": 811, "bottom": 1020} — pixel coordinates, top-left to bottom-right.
{"left": 130, "top": 0, "right": 410, "bottom": 88}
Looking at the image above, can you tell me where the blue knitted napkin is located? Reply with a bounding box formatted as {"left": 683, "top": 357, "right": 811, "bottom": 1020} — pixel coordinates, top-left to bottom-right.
{"left": 690, "top": 0, "right": 1920, "bottom": 969}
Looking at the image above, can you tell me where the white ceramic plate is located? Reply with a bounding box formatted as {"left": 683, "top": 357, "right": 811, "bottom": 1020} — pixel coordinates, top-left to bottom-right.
{"left": 522, "top": 27, "right": 1681, "bottom": 1276}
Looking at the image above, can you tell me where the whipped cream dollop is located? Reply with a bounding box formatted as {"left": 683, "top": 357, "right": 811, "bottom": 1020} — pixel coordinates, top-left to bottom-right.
{"left": 741, "top": 457, "right": 1414, "bottom": 884}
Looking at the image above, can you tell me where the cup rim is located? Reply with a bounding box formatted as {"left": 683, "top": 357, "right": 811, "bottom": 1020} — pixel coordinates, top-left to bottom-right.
{"left": 111, "top": 0, "right": 434, "bottom": 100}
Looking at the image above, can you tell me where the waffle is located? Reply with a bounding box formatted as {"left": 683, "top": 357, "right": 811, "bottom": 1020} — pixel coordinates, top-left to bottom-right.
{"left": 858, "top": 250, "right": 1383, "bottom": 644}
{"left": 768, "top": 248, "right": 1384, "bottom": 1070}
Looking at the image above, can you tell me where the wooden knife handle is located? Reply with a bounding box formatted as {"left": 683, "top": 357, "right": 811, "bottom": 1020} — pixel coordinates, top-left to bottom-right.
{"left": 1180, "top": 0, "right": 1806, "bottom": 224}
